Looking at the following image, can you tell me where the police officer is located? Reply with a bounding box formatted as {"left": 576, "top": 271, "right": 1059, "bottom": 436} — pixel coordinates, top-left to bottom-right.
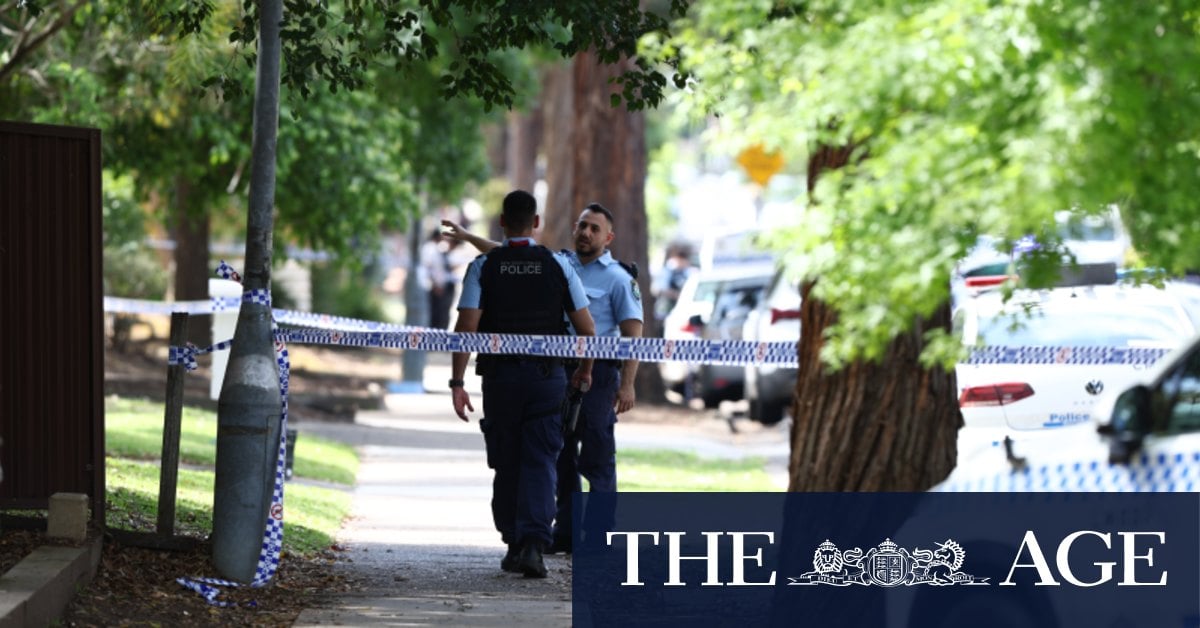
{"left": 442, "top": 202, "right": 644, "bottom": 553}
{"left": 450, "top": 190, "right": 596, "bottom": 579}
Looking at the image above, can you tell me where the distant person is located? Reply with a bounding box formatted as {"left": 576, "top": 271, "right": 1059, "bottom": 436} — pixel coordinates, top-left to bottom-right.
{"left": 653, "top": 246, "right": 693, "bottom": 321}
{"left": 443, "top": 202, "right": 643, "bottom": 554}
{"left": 448, "top": 190, "right": 595, "bottom": 578}
{"left": 419, "top": 229, "right": 457, "bottom": 329}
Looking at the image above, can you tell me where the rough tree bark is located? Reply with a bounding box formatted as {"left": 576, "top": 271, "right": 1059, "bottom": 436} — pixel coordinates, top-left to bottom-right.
{"left": 788, "top": 282, "right": 960, "bottom": 491}
{"left": 787, "top": 145, "right": 960, "bottom": 492}
{"left": 541, "top": 61, "right": 575, "bottom": 251}
{"left": 506, "top": 107, "right": 540, "bottom": 193}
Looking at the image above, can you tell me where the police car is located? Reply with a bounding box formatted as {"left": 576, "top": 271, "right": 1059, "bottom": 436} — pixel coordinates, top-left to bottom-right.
{"left": 871, "top": 333, "right": 1200, "bottom": 628}
{"left": 953, "top": 279, "right": 1195, "bottom": 469}
{"left": 939, "top": 321, "right": 1200, "bottom": 491}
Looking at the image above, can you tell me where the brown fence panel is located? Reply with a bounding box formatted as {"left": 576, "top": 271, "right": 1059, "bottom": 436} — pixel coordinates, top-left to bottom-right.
{"left": 0, "top": 120, "right": 104, "bottom": 525}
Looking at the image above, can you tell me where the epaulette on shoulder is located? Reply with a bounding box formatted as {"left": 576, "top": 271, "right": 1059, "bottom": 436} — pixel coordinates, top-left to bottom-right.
{"left": 617, "top": 259, "right": 638, "bottom": 280}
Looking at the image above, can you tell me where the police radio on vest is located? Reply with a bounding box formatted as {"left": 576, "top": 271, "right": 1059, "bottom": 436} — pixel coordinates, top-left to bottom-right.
{"left": 500, "top": 261, "right": 543, "bottom": 275}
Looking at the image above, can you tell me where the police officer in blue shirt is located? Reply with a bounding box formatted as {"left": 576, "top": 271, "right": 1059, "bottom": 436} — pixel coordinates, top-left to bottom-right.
{"left": 442, "top": 202, "right": 644, "bottom": 554}
{"left": 450, "top": 190, "right": 595, "bottom": 579}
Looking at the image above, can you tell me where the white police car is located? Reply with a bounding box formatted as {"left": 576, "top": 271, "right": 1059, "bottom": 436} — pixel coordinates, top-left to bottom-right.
{"left": 953, "top": 282, "right": 1194, "bottom": 469}
{"left": 875, "top": 335, "right": 1200, "bottom": 628}
{"left": 941, "top": 325, "right": 1200, "bottom": 491}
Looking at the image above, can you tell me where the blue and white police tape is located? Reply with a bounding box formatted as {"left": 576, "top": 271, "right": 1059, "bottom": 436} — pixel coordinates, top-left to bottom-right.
{"left": 271, "top": 327, "right": 801, "bottom": 367}
{"left": 960, "top": 345, "right": 1170, "bottom": 366}
{"left": 108, "top": 293, "right": 799, "bottom": 366}
{"left": 165, "top": 326, "right": 1176, "bottom": 370}
{"left": 935, "top": 451, "right": 1200, "bottom": 493}
{"left": 103, "top": 296, "right": 418, "bottom": 333}
{"left": 104, "top": 295, "right": 243, "bottom": 316}
{"left": 168, "top": 341, "right": 233, "bottom": 371}
{"left": 118, "top": 259, "right": 1175, "bottom": 370}
{"left": 175, "top": 338, "right": 291, "bottom": 606}
{"left": 173, "top": 263, "right": 291, "bottom": 607}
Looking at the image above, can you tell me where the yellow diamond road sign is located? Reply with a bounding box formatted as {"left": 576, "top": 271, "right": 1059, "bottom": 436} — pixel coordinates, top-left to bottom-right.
{"left": 736, "top": 145, "right": 784, "bottom": 187}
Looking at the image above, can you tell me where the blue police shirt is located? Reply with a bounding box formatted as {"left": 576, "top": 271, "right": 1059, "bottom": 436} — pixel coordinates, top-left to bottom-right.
{"left": 457, "top": 237, "right": 590, "bottom": 313}
{"left": 562, "top": 249, "right": 643, "bottom": 338}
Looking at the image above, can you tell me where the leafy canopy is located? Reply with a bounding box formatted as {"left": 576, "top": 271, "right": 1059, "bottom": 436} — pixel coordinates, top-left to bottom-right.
{"left": 167, "top": 0, "right": 689, "bottom": 111}
{"left": 2, "top": 1, "right": 498, "bottom": 262}
{"left": 659, "top": 0, "right": 1200, "bottom": 367}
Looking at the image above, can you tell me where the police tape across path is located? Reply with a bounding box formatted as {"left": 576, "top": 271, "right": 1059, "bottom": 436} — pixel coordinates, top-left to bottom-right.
{"left": 105, "top": 295, "right": 1173, "bottom": 368}
{"left": 103, "top": 295, "right": 416, "bottom": 333}
{"left": 105, "top": 295, "right": 800, "bottom": 367}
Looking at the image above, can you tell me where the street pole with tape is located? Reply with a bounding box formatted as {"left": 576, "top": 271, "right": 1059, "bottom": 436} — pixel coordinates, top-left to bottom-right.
{"left": 213, "top": 0, "right": 283, "bottom": 583}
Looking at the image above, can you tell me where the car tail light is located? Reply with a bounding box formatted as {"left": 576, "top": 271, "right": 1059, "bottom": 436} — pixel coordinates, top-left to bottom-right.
{"left": 959, "top": 383, "right": 1035, "bottom": 407}
{"left": 964, "top": 275, "right": 1015, "bottom": 288}
{"left": 770, "top": 308, "right": 801, "bottom": 324}
{"left": 681, "top": 321, "right": 701, "bottom": 334}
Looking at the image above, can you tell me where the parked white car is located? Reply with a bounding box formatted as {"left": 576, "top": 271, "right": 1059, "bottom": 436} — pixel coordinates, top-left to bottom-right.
{"left": 953, "top": 282, "right": 1195, "bottom": 469}
{"left": 658, "top": 262, "right": 775, "bottom": 402}
{"left": 940, "top": 326, "right": 1200, "bottom": 491}
{"left": 874, "top": 330, "right": 1200, "bottom": 628}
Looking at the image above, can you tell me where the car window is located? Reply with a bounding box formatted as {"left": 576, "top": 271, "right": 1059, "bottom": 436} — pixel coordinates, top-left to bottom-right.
{"left": 692, "top": 280, "right": 720, "bottom": 306}
{"left": 712, "top": 281, "right": 768, "bottom": 323}
{"left": 978, "top": 306, "right": 1184, "bottom": 348}
{"left": 1159, "top": 350, "right": 1200, "bottom": 435}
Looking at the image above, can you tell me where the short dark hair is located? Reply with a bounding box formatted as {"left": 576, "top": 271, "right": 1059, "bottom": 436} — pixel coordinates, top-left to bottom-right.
{"left": 502, "top": 190, "right": 538, "bottom": 231}
{"left": 582, "top": 202, "right": 614, "bottom": 227}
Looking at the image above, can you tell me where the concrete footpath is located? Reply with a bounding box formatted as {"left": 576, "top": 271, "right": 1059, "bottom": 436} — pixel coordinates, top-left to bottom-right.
{"left": 293, "top": 357, "right": 789, "bottom": 627}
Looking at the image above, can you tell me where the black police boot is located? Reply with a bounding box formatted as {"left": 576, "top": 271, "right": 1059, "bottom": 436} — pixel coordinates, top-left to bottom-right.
{"left": 501, "top": 543, "right": 520, "bottom": 573}
{"left": 517, "top": 540, "right": 548, "bottom": 578}
{"left": 546, "top": 536, "right": 572, "bottom": 555}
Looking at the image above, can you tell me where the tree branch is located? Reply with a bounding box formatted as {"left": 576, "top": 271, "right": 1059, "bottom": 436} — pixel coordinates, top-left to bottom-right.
{"left": 0, "top": 0, "right": 85, "bottom": 84}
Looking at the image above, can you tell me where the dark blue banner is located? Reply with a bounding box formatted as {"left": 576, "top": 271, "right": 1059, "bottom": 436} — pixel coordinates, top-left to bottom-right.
{"left": 572, "top": 493, "right": 1200, "bottom": 628}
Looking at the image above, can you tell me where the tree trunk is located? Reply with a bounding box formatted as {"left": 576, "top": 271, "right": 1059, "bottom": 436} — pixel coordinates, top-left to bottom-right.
{"left": 506, "top": 108, "right": 539, "bottom": 193}
{"left": 170, "top": 175, "right": 211, "bottom": 346}
{"left": 788, "top": 283, "right": 960, "bottom": 491}
{"left": 787, "top": 145, "right": 959, "bottom": 492}
{"left": 541, "top": 61, "right": 575, "bottom": 251}
{"left": 541, "top": 51, "right": 666, "bottom": 403}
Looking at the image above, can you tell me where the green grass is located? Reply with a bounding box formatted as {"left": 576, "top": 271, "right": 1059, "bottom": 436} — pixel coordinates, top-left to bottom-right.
{"left": 104, "top": 396, "right": 358, "bottom": 557}
{"left": 617, "top": 449, "right": 780, "bottom": 492}
{"left": 106, "top": 457, "right": 351, "bottom": 556}
{"left": 105, "top": 396, "right": 358, "bottom": 485}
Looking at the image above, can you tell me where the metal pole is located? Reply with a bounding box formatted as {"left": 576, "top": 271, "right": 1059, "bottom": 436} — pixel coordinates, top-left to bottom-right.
{"left": 213, "top": 0, "right": 284, "bottom": 583}
{"left": 400, "top": 218, "right": 429, "bottom": 387}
